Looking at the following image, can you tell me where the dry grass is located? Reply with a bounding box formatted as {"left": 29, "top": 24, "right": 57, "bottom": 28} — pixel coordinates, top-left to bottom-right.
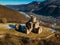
{"left": 0, "top": 5, "right": 29, "bottom": 23}
{"left": 0, "top": 26, "right": 54, "bottom": 38}
{"left": 0, "top": 27, "right": 60, "bottom": 45}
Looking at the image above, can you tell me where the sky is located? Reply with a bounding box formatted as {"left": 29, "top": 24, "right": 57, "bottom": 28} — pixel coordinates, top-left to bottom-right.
{"left": 0, "top": 0, "right": 45, "bottom": 5}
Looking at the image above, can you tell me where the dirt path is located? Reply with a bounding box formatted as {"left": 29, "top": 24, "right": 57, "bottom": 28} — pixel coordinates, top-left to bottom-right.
{"left": 0, "top": 23, "right": 16, "bottom": 29}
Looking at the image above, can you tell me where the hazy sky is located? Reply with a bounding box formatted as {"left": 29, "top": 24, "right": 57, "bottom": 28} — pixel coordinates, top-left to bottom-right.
{"left": 0, "top": 0, "right": 44, "bottom": 5}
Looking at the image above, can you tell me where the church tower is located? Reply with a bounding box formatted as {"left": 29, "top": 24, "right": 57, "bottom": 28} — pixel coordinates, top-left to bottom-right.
{"left": 30, "top": 15, "right": 37, "bottom": 22}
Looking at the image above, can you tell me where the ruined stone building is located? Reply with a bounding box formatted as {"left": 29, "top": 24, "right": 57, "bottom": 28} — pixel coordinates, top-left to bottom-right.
{"left": 16, "top": 15, "right": 42, "bottom": 34}
{"left": 25, "top": 15, "right": 42, "bottom": 34}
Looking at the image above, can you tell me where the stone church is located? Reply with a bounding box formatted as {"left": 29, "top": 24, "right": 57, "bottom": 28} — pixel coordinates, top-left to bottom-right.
{"left": 25, "top": 15, "right": 42, "bottom": 34}
{"left": 16, "top": 15, "right": 42, "bottom": 34}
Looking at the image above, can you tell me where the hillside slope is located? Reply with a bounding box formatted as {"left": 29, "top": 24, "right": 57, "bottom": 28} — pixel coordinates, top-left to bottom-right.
{"left": 0, "top": 32, "right": 60, "bottom": 45}
{"left": 0, "top": 5, "right": 28, "bottom": 23}
{"left": 33, "top": 0, "right": 60, "bottom": 17}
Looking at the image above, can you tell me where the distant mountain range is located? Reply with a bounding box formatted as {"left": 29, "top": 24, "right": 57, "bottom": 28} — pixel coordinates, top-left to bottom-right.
{"left": 4, "top": 0, "right": 60, "bottom": 25}
{"left": 6, "top": 0, "right": 60, "bottom": 18}
{"left": 33, "top": 0, "right": 60, "bottom": 17}
{"left": 6, "top": 1, "right": 40, "bottom": 12}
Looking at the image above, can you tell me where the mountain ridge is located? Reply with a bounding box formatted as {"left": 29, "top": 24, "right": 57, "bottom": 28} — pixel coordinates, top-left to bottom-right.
{"left": 6, "top": 0, "right": 60, "bottom": 17}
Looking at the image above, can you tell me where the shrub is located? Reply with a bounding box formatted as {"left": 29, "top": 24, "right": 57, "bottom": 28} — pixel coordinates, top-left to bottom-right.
{"left": 1, "top": 18, "right": 7, "bottom": 24}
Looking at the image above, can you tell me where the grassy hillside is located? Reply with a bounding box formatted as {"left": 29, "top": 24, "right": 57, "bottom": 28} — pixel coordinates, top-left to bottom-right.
{"left": 0, "top": 25, "right": 58, "bottom": 45}
{"left": 0, "top": 31, "right": 60, "bottom": 45}
{"left": 0, "top": 5, "right": 29, "bottom": 23}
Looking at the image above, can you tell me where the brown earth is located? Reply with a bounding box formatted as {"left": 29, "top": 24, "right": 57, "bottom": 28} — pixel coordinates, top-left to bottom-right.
{"left": 0, "top": 5, "right": 29, "bottom": 23}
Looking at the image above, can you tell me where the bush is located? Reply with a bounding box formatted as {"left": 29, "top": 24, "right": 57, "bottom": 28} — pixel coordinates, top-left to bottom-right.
{"left": 1, "top": 18, "right": 7, "bottom": 24}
